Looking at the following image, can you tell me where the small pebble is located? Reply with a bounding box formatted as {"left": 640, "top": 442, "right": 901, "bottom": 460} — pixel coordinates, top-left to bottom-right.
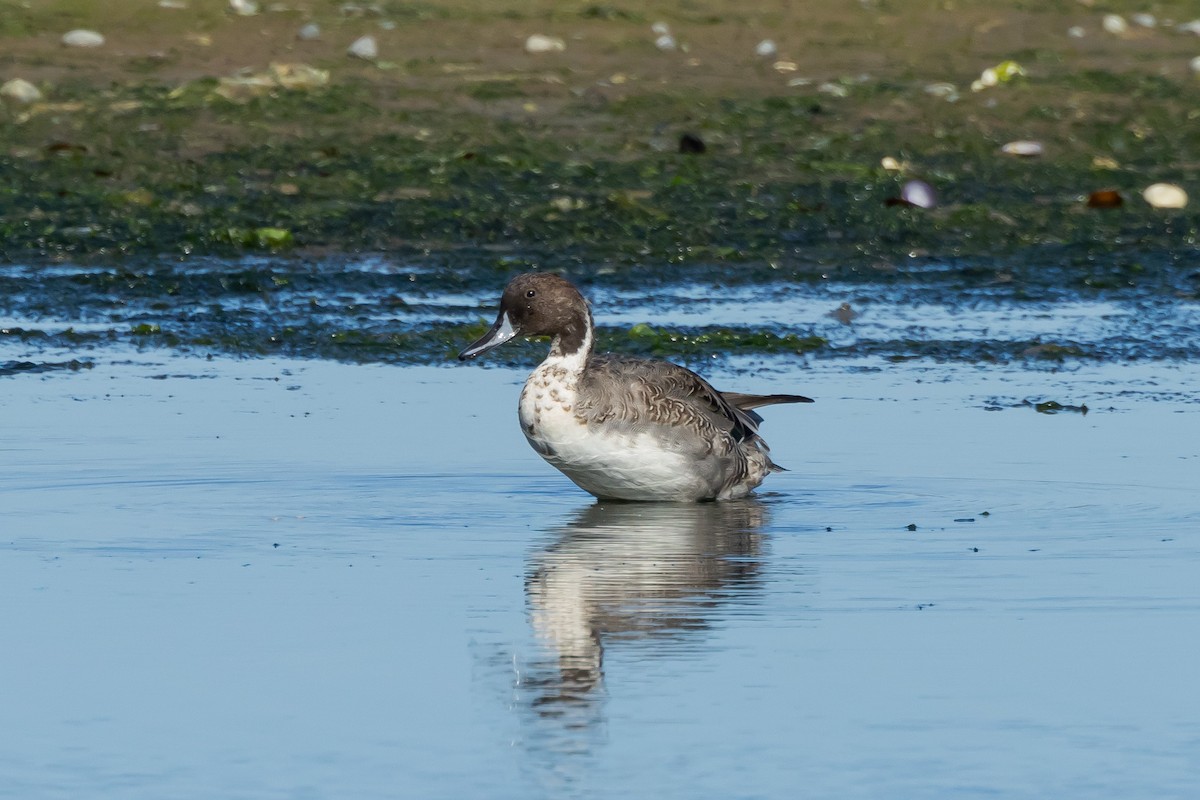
{"left": 524, "top": 34, "right": 565, "bottom": 54}
{"left": 297, "top": 22, "right": 321, "bottom": 40}
{"left": 880, "top": 156, "right": 903, "bottom": 171}
{"left": 1142, "top": 183, "right": 1188, "bottom": 209}
{"left": 1086, "top": 189, "right": 1123, "bottom": 209}
{"left": 755, "top": 39, "right": 777, "bottom": 58}
{"left": 0, "top": 78, "right": 42, "bottom": 104}
{"left": 901, "top": 179, "right": 937, "bottom": 209}
{"left": 678, "top": 132, "right": 705, "bottom": 154}
{"left": 651, "top": 21, "right": 670, "bottom": 36}
{"left": 1102, "top": 13, "right": 1128, "bottom": 35}
{"left": 229, "top": 0, "right": 258, "bottom": 14}
{"left": 348, "top": 34, "right": 378, "bottom": 60}
{"left": 1190, "top": 55, "right": 1200, "bottom": 74}
{"left": 655, "top": 34, "right": 677, "bottom": 51}
{"left": 1001, "top": 140, "right": 1044, "bottom": 157}
{"left": 1131, "top": 13, "right": 1156, "bottom": 28}
{"left": 61, "top": 29, "right": 105, "bottom": 48}
{"left": 1067, "top": 25, "right": 1085, "bottom": 38}
{"left": 1178, "top": 19, "right": 1200, "bottom": 35}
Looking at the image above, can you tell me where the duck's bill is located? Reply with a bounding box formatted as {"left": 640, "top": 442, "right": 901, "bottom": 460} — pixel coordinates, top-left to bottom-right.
{"left": 458, "top": 312, "right": 518, "bottom": 360}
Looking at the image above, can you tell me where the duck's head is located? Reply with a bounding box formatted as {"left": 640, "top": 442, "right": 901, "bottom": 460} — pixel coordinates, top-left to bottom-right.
{"left": 458, "top": 273, "right": 590, "bottom": 360}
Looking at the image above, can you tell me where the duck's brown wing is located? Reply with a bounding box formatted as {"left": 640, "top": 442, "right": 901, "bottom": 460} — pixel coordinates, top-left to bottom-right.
{"left": 581, "top": 355, "right": 798, "bottom": 446}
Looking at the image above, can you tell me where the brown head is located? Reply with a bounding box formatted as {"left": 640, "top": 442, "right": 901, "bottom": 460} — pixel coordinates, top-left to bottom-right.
{"left": 458, "top": 273, "right": 593, "bottom": 360}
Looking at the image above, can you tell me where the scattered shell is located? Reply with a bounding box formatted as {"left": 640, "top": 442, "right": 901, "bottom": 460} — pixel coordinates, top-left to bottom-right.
{"left": 1001, "top": 140, "right": 1044, "bottom": 157}
{"left": 772, "top": 60, "right": 797, "bottom": 73}
{"left": 297, "top": 23, "right": 321, "bottom": 40}
{"left": 0, "top": 78, "right": 43, "bottom": 104}
{"left": 1067, "top": 26, "right": 1085, "bottom": 38}
{"left": 880, "top": 156, "right": 903, "bottom": 171}
{"left": 229, "top": 0, "right": 258, "bottom": 15}
{"left": 1102, "top": 14, "right": 1128, "bottom": 35}
{"left": 924, "top": 82, "right": 959, "bottom": 101}
{"left": 901, "top": 179, "right": 937, "bottom": 209}
{"left": 651, "top": 21, "right": 670, "bottom": 36}
{"left": 1142, "top": 183, "right": 1188, "bottom": 209}
{"left": 786, "top": 76, "right": 811, "bottom": 87}
{"left": 817, "top": 82, "right": 849, "bottom": 97}
{"left": 1191, "top": 55, "right": 1200, "bottom": 74}
{"left": 348, "top": 34, "right": 378, "bottom": 60}
{"left": 215, "top": 63, "right": 330, "bottom": 100}
{"left": 61, "top": 29, "right": 105, "bottom": 48}
{"left": 654, "top": 34, "right": 677, "bottom": 51}
{"left": 524, "top": 34, "right": 565, "bottom": 54}
{"left": 1092, "top": 155, "right": 1120, "bottom": 169}
{"left": 1178, "top": 19, "right": 1200, "bottom": 35}
{"left": 1131, "top": 13, "right": 1156, "bottom": 28}
{"left": 971, "top": 60, "right": 1024, "bottom": 92}
{"left": 755, "top": 39, "right": 777, "bottom": 58}
{"left": 1086, "top": 189, "right": 1123, "bottom": 209}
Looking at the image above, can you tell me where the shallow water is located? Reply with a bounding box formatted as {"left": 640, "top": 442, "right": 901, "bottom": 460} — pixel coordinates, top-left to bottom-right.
{"left": 3, "top": 334, "right": 1198, "bottom": 798}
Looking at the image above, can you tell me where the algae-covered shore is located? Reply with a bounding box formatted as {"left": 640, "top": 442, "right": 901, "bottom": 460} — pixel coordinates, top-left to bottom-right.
{"left": 1, "top": 0, "right": 1198, "bottom": 363}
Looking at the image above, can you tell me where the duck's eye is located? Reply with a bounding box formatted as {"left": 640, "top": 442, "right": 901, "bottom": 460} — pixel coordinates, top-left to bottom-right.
{"left": 526, "top": 290, "right": 536, "bottom": 298}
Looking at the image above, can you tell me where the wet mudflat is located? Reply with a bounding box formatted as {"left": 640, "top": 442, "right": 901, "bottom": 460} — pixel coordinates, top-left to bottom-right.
{"left": 3, "top": 316, "right": 1198, "bottom": 798}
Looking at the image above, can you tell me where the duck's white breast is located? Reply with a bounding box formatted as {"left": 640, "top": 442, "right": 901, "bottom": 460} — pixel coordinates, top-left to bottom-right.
{"left": 519, "top": 360, "right": 730, "bottom": 501}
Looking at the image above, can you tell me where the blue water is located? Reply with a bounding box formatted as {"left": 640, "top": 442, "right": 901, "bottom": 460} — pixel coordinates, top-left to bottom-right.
{"left": 2, "top": 346, "right": 1198, "bottom": 799}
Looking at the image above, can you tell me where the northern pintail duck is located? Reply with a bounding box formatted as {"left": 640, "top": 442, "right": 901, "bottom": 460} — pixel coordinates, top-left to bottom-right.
{"left": 458, "top": 273, "right": 812, "bottom": 501}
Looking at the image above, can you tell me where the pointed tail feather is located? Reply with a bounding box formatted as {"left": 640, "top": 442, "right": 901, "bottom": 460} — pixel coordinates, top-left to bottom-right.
{"left": 722, "top": 392, "right": 814, "bottom": 411}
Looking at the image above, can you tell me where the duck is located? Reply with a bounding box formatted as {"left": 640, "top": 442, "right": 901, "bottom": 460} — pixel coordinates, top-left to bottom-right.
{"left": 458, "top": 273, "right": 812, "bottom": 501}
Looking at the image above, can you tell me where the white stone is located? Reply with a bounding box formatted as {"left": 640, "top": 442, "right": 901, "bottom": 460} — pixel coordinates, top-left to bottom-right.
{"left": 1142, "top": 183, "right": 1188, "bottom": 209}
{"left": 755, "top": 39, "right": 777, "bottom": 58}
{"left": 0, "top": 78, "right": 42, "bottom": 104}
{"left": 1131, "top": 13, "right": 1156, "bottom": 28}
{"left": 1001, "top": 140, "right": 1044, "bottom": 156}
{"left": 654, "top": 34, "right": 676, "bottom": 51}
{"left": 524, "top": 34, "right": 565, "bottom": 54}
{"left": 880, "top": 156, "right": 903, "bottom": 171}
{"left": 229, "top": 0, "right": 258, "bottom": 15}
{"left": 901, "top": 179, "right": 937, "bottom": 209}
{"left": 651, "top": 21, "right": 670, "bottom": 36}
{"left": 298, "top": 23, "right": 320, "bottom": 40}
{"left": 1190, "top": 55, "right": 1200, "bottom": 74}
{"left": 348, "top": 34, "right": 378, "bottom": 60}
{"left": 1067, "top": 26, "right": 1085, "bottom": 38}
{"left": 1102, "top": 14, "right": 1128, "bottom": 35}
{"left": 1177, "top": 19, "right": 1200, "bottom": 35}
{"left": 61, "top": 29, "right": 105, "bottom": 48}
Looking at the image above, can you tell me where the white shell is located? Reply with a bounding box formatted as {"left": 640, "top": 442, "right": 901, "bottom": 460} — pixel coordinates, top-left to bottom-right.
{"left": 524, "top": 34, "right": 565, "bottom": 54}
{"left": 0, "top": 78, "right": 42, "bottom": 104}
{"left": 1131, "top": 13, "right": 1156, "bottom": 28}
{"left": 348, "top": 34, "right": 378, "bottom": 59}
{"left": 229, "top": 0, "right": 258, "bottom": 15}
{"left": 1142, "top": 183, "right": 1188, "bottom": 209}
{"left": 1102, "top": 14, "right": 1128, "bottom": 35}
{"left": 901, "top": 179, "right": 937, "bottom": 209}
{"left": 651, "top": 22, "right": 670, "bottom": 36}
{"left": 61, "top": 29, "right": 105, "bottom": 48}
{"left": 755, "top": 39, "right": 777, "bottom": 58}
{"left": 297, "top": 23, "right": 321, "bottom": 40}
{"left": 1178, "top": 19, "right": 1200, "bottom": 34}
{"left": 1001, "top": 140, "right": 1044, "bottom": 156}
{"left": 880, "top": 156, "right": 903, "bottom": 171}
{"left": 1190, "top": 55, "right": 1200, "bottom": 74}
{"left": 654, "top": 34, "right": 676, "bottom": 51}
{"left": 1067, "top": 26, "right": 1085, "bottom": 38}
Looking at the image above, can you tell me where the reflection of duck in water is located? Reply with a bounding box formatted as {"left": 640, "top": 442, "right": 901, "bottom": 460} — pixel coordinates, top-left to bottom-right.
{"left": 524, "top": 500, "right": 767, "bottom": 708}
